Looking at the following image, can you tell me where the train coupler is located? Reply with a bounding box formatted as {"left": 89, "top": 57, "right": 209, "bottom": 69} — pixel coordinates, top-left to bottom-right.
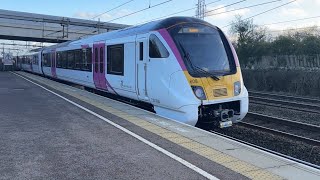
{"left": 214, "top": 108, "right": 234, "bottom": 128}
{"left": 199, "top": 104, "right": 235, "bottom": 128}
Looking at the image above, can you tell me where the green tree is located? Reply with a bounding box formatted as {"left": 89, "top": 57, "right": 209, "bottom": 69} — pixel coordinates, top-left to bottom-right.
{"left": 301, "top": 35, "right": 320, "bottom": 54}
{"left": 230, "top": 16, "right": 269, "bottom": 66}
{"left": 271, "top": 35, "right": 299, "bottom": 55}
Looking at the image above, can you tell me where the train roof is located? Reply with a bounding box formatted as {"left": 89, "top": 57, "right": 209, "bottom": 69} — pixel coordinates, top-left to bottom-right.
{"left": 43, "top": 17, "right": 214, "bottom": 50}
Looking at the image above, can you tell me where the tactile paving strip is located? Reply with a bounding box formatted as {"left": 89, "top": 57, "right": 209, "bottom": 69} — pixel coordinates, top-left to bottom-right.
{"left": 19, "top": 72, "right": 284, "bottom": 180}
{"left": 243, "top": 169, "right": 283, "bottom": 180}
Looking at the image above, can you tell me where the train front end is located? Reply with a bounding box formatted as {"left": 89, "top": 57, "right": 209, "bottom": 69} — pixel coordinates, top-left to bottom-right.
{"left": 168, "top": 22, "right": 248, "bottom": 128}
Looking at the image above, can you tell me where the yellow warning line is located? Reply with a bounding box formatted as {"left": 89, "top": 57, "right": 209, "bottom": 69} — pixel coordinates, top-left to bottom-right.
{"left": 18, "top": 72, "right": 282, "bottom": 180}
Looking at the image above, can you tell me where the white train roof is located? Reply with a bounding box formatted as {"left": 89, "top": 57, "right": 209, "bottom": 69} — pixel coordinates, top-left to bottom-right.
{"left": 43, "top": 17, "right": 215, "bottom": 51}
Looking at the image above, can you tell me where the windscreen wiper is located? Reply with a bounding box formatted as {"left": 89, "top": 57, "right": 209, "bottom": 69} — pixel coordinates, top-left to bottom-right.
{"left": 178, "top": 42, "right": 220, "bottom": 81}
{"left": 193, "top": 65, "right": 220, "bottom": 81}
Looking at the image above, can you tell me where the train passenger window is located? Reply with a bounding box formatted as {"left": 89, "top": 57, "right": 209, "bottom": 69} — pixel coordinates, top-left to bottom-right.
{"left": 62, "top": 52, "right": 67, "bottom": 69}
{"left": 75, "top": 50, "right": 81, "bottom": 70}
{"left": 81, "top": 48, "right": 92, "bottom": 72}
{"left": 57, "top": 52, "right": 62, "bottom": 68}
{"left": 149, "top": 34, "right": 169, "bottom": 58}
{"left": 100, "top": 47, "right": 104, "bottom": 73}
{"left": 35, "top": 56, "right": 38, "bottom": 65}
{"left": 94, "top": 48, "right": 98, "bottom": 73}
{"left": 139, "top": 42, "right": 143, "bottom": 61}
{"left": 67, "top": 51, "right": 75, "bottom": 69}
{"left": 107, "top": 44, "right": 124, "bottom": 76}
{"left": 48, "top": 53, "right": 52, "bottom": 67}
{"left": 51, "top": 52, "right": 57, "bottom": 67}
{"left": 87, "top": 48, "right": 92, "bottom": 72}
{"left": 48, "top": 53, "right": 54, "bottom": 67}
{"left": 81, "top": 50, "right": 86, "bottom": 71}
{"left": 43, "top": 53, "right": 51, "bottom": 67}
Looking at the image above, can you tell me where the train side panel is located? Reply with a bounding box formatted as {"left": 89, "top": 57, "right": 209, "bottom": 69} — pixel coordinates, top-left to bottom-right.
{"left": 42, "top": 66, "right": 51, "bottom": 77}
{"left": 146, "top": 31, "right": 200, "bottom": 125}
{"left": 104, "top": 36, "right": 138, "bottom": 100}
{"left": 56, "top": 68, "right": 95, "bottom": 88}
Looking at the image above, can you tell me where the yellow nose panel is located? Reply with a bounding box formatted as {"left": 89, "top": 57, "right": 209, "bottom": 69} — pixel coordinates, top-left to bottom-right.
{"left": 185, "top": 67, "right": 242, "bottom": 100}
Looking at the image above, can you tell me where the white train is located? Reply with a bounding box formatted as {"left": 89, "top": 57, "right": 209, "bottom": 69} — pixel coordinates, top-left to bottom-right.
{"left": 18, "top": 17, "right": 248, "bottom": 128}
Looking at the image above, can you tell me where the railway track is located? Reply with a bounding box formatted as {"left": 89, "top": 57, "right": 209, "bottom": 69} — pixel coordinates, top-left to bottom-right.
{"left": 209, "top": 112, "right": 320, "bottom": 168}
{"left": 249, "top": 91, "right": 320, "bottom": 114}
{"left": 249, "top": 91, "right": 320, "bottom": 104}
{"left": 243, "top": 112, "right": 320, "bottom": 146}
{"left": 209, "top": 129, "right": 320, "bottom": 170}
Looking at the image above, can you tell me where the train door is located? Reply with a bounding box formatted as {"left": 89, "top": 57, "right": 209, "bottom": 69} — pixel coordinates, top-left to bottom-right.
{"left": 51, "top": 50, "right": 57, "bottom": 78}
{"left": 93, "top": 42, "right": 107, "bottom": 90}
{"left": 136, "top": 35, "right": 149, "bottom": 101}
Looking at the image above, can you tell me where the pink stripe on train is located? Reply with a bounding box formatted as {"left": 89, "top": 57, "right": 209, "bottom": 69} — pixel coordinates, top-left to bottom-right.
{"left": 158, "top": 28, "right": 187, "bottom": 71}
{"left": 159, "top": 28, "right": 240, "bottom": 68}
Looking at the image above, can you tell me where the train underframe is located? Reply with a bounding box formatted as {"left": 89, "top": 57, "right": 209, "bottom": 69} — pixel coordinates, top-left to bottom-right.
{"left": 197, "top": 100, "right": 241, "bottom": 129}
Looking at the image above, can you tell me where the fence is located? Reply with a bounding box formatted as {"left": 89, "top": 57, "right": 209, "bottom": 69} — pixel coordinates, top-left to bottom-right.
{"left": 247, "top": 55, "right": 320, "bottom": 69}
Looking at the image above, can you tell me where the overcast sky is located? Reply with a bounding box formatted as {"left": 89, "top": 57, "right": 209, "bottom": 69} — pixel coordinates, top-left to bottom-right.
{"left": 0, "top": 0, "right": 319, "bottom": 33}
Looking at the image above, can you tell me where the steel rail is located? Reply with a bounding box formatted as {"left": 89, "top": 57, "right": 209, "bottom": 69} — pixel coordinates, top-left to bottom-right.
{"left": 250, "top": 96, "right": 320, "bottom": 108}
{"left": 249, "top": 91, "right": 320, "bottom": 104}
{"left": 250, "top": 96, "right": 320, "bottom": 114}
{"left": 246, "top": 112, "right": 320, "bottom": 131}
{"left": 209, "top": 130, "right": 320, "bottom": 170}
{"left": 238, "top": 121, "right": 320, "bottom": 146}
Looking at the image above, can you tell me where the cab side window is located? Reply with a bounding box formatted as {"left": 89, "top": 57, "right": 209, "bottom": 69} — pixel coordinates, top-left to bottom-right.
{"left": 149, "top": 34, "right": 169, "bottom": 58}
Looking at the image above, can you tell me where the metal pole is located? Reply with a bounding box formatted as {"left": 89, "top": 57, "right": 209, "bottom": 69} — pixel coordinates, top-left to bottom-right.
{"left": 196, "top": 0, "right": 206, "bottom": 20}
{"left": 98, "top": 18, "right": 100, "bottom": 34}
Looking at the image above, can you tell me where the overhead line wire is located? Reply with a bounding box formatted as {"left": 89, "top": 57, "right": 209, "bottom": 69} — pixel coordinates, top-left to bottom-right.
{"left": 137, "top": 0, "right": 222, "bottom": 23}
{"left": 45, "top": 0, "right": 135, "bottom": 37}
{"left": 204, "top": 0, "right": 247, "bottom": 14}
{"left": 258, "top": 15, "right": 320, "bottom": 26}
{"left": 204, "top": 0, "right": 282, "bottom": 17}
{"left": 222, "top": 0, "right": 298, "bottom": 28}
{"left": 135, "top": 0, "right": 245, "bottom": 25}
{"left": 106, "top": 0, "right": 173, "bottom": 23}
{"left": 91, "top": 0, "right": 135, "bottom": 20}
{"left": 77, "top": 0, "right": 174, "bottom": 37}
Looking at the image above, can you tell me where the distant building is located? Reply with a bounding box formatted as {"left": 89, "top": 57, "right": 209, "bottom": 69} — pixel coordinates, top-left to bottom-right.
{"left": 1, "top": 52, "right": 14, "bottom": 71}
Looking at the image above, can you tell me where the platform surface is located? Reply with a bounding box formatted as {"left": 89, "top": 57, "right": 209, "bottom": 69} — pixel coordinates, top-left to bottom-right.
{"left": 1, "top": 71, "right": 319, "bottom": 180}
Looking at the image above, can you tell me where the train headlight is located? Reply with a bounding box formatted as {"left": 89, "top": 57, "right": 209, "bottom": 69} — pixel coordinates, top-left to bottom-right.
{"left": 234, "top": 81, "right": 241, "bottom": 96}
{"left": 192, "top": 86, "right": 206, "bottom": 100}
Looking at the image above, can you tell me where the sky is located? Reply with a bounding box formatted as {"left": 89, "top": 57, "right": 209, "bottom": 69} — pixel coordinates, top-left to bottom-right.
{"left": 0, "top": 0, "right": 319, "bottom": 32}
{"left": 0, "top": 0, "right": 320, "bottom": 52}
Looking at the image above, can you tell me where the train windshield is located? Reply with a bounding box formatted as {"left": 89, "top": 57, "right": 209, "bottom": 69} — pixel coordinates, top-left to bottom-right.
{"left": 169, "top": 24, "right": 236, "bottom": 77}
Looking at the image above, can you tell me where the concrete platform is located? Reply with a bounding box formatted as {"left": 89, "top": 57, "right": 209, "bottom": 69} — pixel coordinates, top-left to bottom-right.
{"left": 1, "top": 71, "right": 320, "bottom": 180}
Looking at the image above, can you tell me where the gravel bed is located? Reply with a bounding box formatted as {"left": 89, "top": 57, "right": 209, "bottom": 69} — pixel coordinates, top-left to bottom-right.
{"left": 249, "top": 103, "right": 320, "bottom": 126}
{"left": 245, "top": 117, "right": 320, "bottom": 141}
{"left": 211, "top": 125, "right": 320, "bottom": 166}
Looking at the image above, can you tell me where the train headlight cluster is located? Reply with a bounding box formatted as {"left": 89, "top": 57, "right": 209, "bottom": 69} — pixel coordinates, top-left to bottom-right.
{"left": 234, "top": 81, "right": 241, "bottom": 96}
{"left": 192, "top": 86, "right": 206, "bottom": 100}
